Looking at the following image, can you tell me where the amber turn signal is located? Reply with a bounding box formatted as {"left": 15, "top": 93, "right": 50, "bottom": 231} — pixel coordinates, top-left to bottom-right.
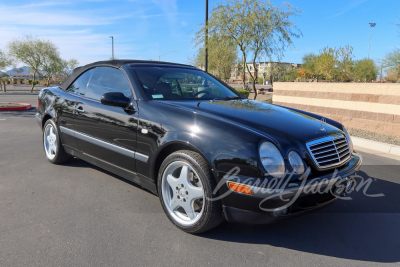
{"left": 228, "top": 182, "right": 252, "bottom": 195}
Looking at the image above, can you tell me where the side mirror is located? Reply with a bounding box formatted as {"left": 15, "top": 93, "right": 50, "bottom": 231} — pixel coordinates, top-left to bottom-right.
{"left": 101, "top": 92, "right": 130, "bottom": 108}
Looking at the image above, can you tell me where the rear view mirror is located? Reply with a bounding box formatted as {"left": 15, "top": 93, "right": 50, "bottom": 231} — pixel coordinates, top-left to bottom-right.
{"left": 101, "top": 92, "right": 130, "bottom": 108}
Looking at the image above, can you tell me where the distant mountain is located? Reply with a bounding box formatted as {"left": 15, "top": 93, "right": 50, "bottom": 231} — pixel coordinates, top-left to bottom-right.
{"left": 5, "top": 66, "right": 41, "bottom": 75}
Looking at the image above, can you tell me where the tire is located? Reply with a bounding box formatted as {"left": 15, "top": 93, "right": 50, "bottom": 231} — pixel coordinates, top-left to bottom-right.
{"left": 43, "top": 119, "right": 72, "bottom": 164}
{"left": 158, "top": 150, "right": 223, "bottom": 234}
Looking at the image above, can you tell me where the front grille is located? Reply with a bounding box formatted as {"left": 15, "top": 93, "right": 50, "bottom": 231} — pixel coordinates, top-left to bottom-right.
{"left": 306, "top": 134, "right": 351, "bottom": 169}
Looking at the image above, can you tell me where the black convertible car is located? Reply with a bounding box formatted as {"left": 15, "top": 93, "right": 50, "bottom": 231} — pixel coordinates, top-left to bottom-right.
{"left": 36, "top": 60, "right": 362, "bottom": 233}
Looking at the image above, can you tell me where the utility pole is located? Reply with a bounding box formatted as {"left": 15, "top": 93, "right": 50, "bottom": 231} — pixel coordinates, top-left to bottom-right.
{"left": 368, "top": 23, "right": 376, "bottom": 59}
{"left": 110, "top": 36, "right": 114, "bottom": 59}
{"left": 380, "top": 62, "right": 383, "bottom": 83}
{"left": 205, "top": 0, "right": 209, "bottom": 73}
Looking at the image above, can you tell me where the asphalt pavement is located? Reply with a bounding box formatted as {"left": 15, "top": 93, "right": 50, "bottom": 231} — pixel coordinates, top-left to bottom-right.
{"left": 0, "top": 95, "right": 399, "bottom": 267}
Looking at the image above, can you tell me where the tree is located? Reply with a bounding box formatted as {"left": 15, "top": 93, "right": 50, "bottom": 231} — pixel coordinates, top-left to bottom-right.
{"left": 336, "top": 45, "right": 354, "bottom": 82}
{"left": 40, "top": 41, "right": 61, "bottom": 86}
{"left": 301, "top": 53, "right": 318, "bottom": 79}
{"left": 64, "top": 59, "right": 79, "bottom": 74}
{"left": 194, "top": 0, "right": 301, "bottom": 99}
{"left": 7, "top": 35, "right": 52, "bottom": 92}
{"left": 353, "top": 58, "right": 378, "bottom": 82}
{"left": 383, "top": 48, "right": 400, "bottom": 75}
{"left": 0, "top": 49, "right": 12, "bottom": 72}
{"left": 296, "top": 68, "right": 310, "bottom": 81}
{"left": 192, "top": 35, "right": 238, "bottom": 81}
{"left": 283, "top": 66, "right": 297, "bottom": 82}
{"left": 385, "top": 69, "right": 399, "bottom": 83}
{"left": 315, "top": 47, "right": 338, "bottom": 81}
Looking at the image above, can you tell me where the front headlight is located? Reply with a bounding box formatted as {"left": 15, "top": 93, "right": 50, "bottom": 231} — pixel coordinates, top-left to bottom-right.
{"left": 259, "top": 141, "right": 285, "bottom": 178}
{"left": 343, "top": 127, "right": 354, "bottom": 152}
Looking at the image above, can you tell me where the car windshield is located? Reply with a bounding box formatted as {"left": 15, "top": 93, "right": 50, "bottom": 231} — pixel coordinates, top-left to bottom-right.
{"left": 132, "top": 67, "right": 241, "bottom": 100}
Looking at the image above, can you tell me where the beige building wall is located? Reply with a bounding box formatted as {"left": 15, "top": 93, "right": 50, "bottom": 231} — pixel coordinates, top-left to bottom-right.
{"left": 273, "top": 82, "right": 400, "bottom": 137}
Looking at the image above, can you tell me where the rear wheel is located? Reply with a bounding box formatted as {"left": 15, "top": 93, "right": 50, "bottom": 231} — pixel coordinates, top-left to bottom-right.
{"left": 43, "top": 119, "right": 72, "bottom": 164}
{"left": 158, "top": 150, "right": 223, "bottom": 234}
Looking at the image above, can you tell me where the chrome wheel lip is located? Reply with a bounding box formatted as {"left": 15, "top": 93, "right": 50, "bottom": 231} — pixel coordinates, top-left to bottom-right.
{"left": 43, "top": 124, "right": 57, "bottom": 160}
{"left": 161, "top": 161, "right": 205, "bottom": 226}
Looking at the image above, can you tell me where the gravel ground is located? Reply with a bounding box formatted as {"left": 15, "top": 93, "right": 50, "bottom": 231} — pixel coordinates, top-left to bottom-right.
{"left": 0, "top": 103, "right": 25, "bottom": 107}
{"left": 348, "top": 128, "right": 400, "bottom": 146}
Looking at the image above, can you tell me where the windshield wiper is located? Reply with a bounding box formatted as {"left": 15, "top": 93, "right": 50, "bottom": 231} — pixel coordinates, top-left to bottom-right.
{"left": 212, "top": 96, "right": 245, "bottom": 101}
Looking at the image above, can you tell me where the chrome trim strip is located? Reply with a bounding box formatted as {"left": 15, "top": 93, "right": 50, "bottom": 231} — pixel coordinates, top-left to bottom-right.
{"left": 135, "top": 152, "right": 149, "bottom": 163}
{"left": 59, "top": 126, "right": 149, "bottom": 163}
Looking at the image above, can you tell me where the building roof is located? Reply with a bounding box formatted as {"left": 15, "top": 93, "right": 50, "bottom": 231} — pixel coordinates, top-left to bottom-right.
{"left": 59, "top": 59, "right": 196, "bottom": 90}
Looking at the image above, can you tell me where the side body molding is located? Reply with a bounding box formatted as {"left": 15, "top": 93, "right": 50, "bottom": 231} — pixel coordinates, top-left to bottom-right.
{"left": 59, "top": 126, "right": 149, "bottom": 163}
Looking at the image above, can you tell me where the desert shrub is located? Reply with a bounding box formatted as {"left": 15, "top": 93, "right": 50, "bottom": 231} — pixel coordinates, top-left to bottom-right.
{"left": 236, "top": 89, "right": 250, "bottom": 98}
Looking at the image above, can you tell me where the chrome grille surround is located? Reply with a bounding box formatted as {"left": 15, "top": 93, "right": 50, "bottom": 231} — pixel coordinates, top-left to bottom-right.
{"left": 306, "top": 133, "right": 351, "bottom": 170}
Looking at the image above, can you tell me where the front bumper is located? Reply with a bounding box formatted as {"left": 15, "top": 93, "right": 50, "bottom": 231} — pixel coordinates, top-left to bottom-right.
{"left": 35, "top": 112, "right": 43, "bottom": 128}
{"left": 216, "top": 152, "right": 362, "bottom": 224}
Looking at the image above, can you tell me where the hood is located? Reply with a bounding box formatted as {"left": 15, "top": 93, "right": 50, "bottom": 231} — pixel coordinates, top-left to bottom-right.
{"left": 162, "top": 99, "right": 343, "bottom": 147}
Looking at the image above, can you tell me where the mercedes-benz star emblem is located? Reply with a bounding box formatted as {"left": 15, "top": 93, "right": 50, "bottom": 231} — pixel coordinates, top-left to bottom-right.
{"left": 320, "top": 118, "right": 327, "bottom": 132}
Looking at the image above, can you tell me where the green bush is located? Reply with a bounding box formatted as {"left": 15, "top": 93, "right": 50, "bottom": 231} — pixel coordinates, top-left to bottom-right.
{"left": 236, "top": 89, "right": 250, "bottom": 98}
{"left": 6, "top": 81, "right": 10, "bottom": 84}
{"left": 28, "top": 79, "right": 32, "bottom": 85}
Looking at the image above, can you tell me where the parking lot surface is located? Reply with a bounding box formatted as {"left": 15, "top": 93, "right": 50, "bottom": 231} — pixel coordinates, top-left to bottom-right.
{"left": 0, "top": 95, "right": 399, "bottom": 266}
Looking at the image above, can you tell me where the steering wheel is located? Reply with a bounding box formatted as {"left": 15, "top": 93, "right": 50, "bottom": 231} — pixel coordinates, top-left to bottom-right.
{"left": 193, "top": 90, "right": 212, "bottom": 98}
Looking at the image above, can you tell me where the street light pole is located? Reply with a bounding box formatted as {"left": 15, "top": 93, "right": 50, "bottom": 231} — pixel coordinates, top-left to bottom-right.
{"left": 262, "top": 56, "right": 266, "bottom": 85}
{"left": 110, "top": 36, "right": 114, "bottom": 59}
{"left": 368, "top": 23, "right": 376, "bottom": 59}
{"left": 205, "top": 0, "right": 209, "bottom": 72}
{"left": 158, "top": 51, "right": 179, "bottom": 61}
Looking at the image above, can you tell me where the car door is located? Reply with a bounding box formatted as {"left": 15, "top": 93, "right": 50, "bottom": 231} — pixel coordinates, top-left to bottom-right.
{"left": 73, "top": 67, "right": 139, "bottom": 173}
{"left": 59, "top": 68, "right": 95, "bottom": 150}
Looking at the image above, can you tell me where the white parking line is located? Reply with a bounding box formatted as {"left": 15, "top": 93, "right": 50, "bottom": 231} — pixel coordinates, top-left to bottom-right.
{"left": 0, "top": 119, "right": 6, "bottom": 121}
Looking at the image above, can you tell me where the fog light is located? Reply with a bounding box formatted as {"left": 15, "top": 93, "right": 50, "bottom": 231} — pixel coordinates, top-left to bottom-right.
{"left": 273, "top": 207, "right": 288, "bottom": 216}
{"left": 288, "top": 151, "right": 305, "bottom": 174}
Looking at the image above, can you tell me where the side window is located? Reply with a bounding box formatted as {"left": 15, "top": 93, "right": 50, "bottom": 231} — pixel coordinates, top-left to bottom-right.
{"left": 85, "top": 67, "right": 132, "bottom": 101}
{"left": 66, "top": 69, "right": 94, "bottom": 96}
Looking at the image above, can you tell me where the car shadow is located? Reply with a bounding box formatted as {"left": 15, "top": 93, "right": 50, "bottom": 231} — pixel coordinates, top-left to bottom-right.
{"left": 62, "top": 158, "right": 157, "bottom": 196}
{"left": 0, "top": 107, "right": 38, "bottom": 118}
{"left": 56, "top": 157, "right": 400, "bottom": 263}
{"left": 199, "top": 169, "right": 400, "bottom": 263}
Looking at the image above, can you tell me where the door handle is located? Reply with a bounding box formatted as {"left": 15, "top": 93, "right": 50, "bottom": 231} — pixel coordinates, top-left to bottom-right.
{"left": 75, "top": 107, "right": 85, "bottom": 113}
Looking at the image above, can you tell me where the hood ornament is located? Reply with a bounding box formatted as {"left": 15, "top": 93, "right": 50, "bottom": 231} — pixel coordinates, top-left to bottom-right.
{"left": 320, "top": 118, "right": 327, "bottom": 132}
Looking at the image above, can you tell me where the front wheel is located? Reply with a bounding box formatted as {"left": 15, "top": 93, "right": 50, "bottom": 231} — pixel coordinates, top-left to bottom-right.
{"left": 158, "top": 150, "right": 223, "bottom": 234}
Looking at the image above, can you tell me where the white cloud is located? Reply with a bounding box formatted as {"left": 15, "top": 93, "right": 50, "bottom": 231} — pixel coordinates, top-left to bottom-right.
{"left": 329, "top": 0, "right": 369, "bottom": 19}
{"left": 19, "top": 1, "right": 70, "bottom": 8}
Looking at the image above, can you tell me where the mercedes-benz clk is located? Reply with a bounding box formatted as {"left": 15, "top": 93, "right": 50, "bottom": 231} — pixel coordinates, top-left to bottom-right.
{"left": 36, "top": 60, "right": 362, "bottom": 234}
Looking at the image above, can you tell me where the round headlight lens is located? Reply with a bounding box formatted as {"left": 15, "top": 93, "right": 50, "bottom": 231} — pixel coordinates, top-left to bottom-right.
{"left": 343, "top": 127, "right": 353, "bottom": 152}
{"left": 288, "top": 151, "right": 305, "bottom": 174}
{"left": 259, "top": 142, "right": 285, "bottom": 178}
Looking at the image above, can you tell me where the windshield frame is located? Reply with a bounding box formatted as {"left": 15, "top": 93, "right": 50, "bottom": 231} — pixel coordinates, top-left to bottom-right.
{"left": 129, "top": 66, "right": 245, "bottom": 101}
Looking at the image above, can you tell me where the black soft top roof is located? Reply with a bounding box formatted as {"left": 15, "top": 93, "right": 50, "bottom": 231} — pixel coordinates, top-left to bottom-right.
{"left": 59, "top": 59, "right": 196, "bottom": 90}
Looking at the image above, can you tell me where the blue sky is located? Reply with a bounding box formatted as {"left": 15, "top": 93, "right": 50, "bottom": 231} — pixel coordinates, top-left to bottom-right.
{"left": 0, "top": 0, "right": 398, "bottom": 67}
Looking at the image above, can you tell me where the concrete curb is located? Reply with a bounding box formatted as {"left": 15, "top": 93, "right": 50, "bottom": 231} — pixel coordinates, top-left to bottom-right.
{"left": 352, "top": 136, "right": 400, "bottom": 157}
{"left": 0, "top": 103, "right": 32, "bottom": 111}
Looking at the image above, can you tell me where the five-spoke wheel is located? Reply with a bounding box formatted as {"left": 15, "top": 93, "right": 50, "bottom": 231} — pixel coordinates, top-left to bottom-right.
{"left": 162, "top": 161, "right": 205, "bottom": 225}
{"left": 44, "top": 123, "right": 57, "bottom": 160}
{"left": 42, "top": 119, "right": 72, "bottom": 164}
{"left": 158, "top": 150, "right": 223, "bottom": 234}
